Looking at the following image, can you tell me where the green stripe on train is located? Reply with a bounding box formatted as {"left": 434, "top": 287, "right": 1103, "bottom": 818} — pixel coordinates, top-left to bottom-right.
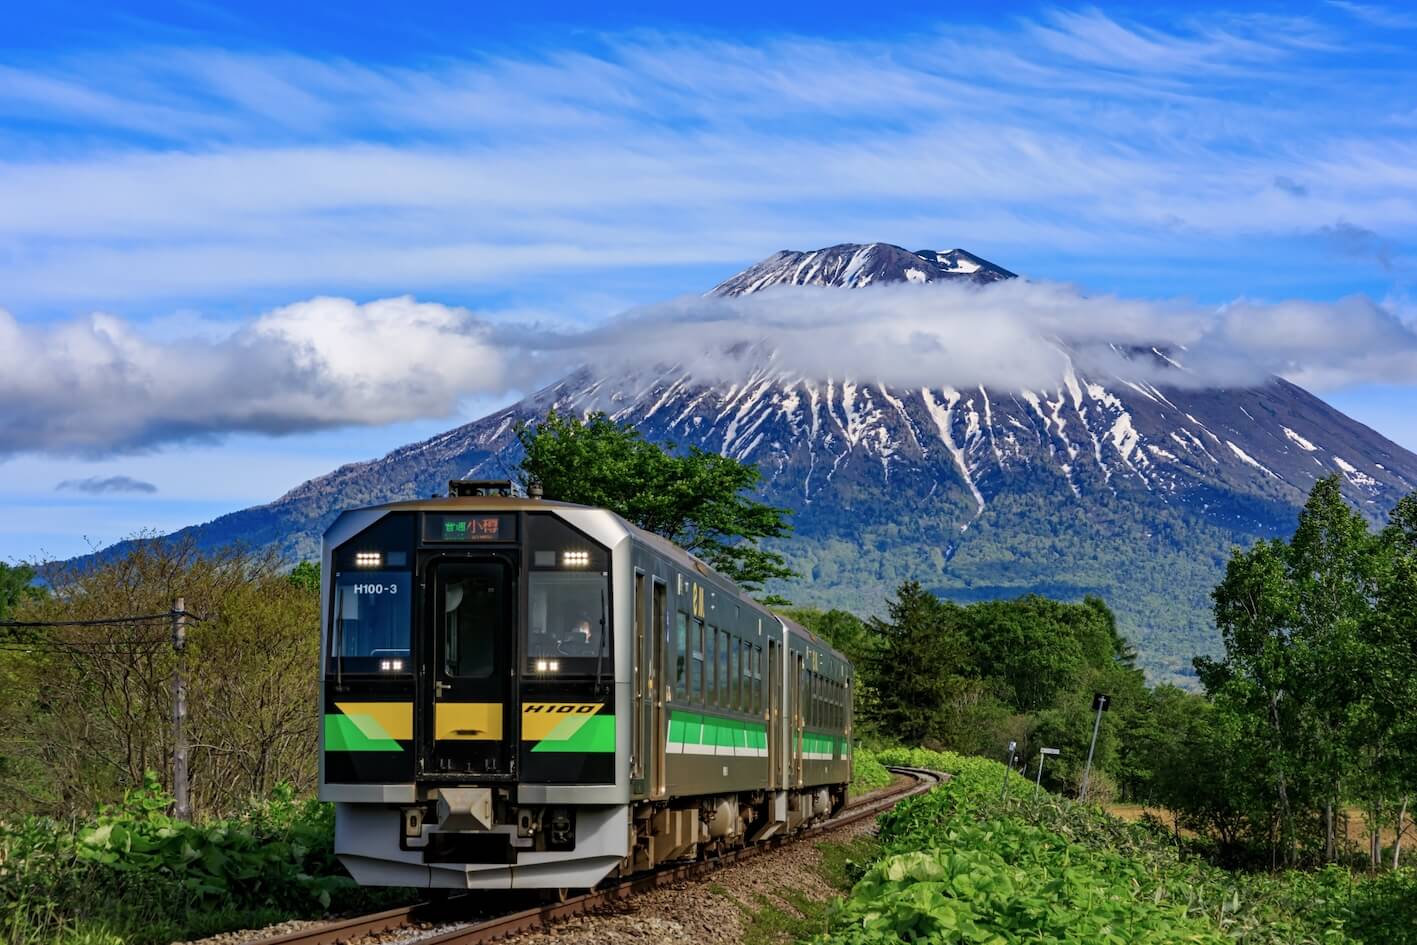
{"left": 324, "top": 713, "right": 403, "bottom": 752}
{"left": 667, "top": 711, "right": 767, "bottom": 748}
{"left": 530, "top": 714, "right": 616, "bottom": 753}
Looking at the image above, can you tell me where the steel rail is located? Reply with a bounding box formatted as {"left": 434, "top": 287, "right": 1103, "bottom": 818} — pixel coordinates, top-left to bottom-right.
{"left": 254, "top": 766, "right": 942, "bottom": 945}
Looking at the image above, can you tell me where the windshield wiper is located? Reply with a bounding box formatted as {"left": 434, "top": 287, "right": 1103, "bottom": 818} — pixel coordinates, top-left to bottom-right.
{"left": 334, "top": 584, "right": 346, "bottom": 689}
{"left": 593, "top": 587, "right": 608, "bottom": 697}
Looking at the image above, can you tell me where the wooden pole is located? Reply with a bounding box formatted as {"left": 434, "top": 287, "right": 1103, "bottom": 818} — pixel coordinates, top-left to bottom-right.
{"left": 171, "top": 597, "right": 190, "bottom": 821}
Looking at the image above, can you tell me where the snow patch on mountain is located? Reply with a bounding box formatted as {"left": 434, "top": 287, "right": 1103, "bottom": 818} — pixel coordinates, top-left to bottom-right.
{"left": 1227, "top": 440, "right": 1280, "bottom": 479}
{"left": 1283, "top": 427, "right": 1319, "bottom": 451}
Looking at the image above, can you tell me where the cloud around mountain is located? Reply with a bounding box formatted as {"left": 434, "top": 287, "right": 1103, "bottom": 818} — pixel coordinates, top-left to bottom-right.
{"left": 3, "top": 281, "right": 1416, "bottom": 457}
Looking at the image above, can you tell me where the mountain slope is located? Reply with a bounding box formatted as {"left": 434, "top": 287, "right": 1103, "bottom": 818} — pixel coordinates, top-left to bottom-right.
{"left": 132, "top": 243, "right": 1417, "bottom": 683}
{"left": 711, "top": 243, "right": 1014, "bottom": 294}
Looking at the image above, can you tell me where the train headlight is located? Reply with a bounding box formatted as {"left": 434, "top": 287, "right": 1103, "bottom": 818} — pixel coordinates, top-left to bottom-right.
{"left": 562, "top": 551, "right": 590, "bottom": 567}
{"left": 379, "top": 659, "right": 404, "bottom": 672}
{"left": 534, "top": 659, "right": 561, "bottom": 673}
{"left": 355, "top": 551, "right": 383, "bottom": 568}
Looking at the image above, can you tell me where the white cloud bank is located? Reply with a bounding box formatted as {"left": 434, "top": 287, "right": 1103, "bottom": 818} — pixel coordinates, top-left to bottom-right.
{"left": 3, "top": 281, "right": 1415, "bottom": 457}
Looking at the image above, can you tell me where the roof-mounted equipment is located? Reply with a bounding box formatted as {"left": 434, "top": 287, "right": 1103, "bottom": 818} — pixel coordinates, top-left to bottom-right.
{"left": 448, "top": 480, "right": 513, "bottom": 498}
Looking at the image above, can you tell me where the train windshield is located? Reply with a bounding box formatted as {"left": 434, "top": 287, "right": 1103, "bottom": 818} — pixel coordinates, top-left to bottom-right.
{"left": 331, "top": 570, "right": 412, "bottom": 674}
{"left": 526, "top": 572, "right": 609, "bottom": 672}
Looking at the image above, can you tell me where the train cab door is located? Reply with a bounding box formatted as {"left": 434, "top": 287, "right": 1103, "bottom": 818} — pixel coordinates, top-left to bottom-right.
{"left": 651, "top": 578, "right": 668, "bottom": 798}
{"left": 420, "top": 555, "right": 516, "bottom": 779}
{"left": 768, "top": 639, "right": 780, "bottom": 790}
{"left": 630, "top": 571, "right": 646, "bottom": 791}
{"left": 791, "top": 651, "right": 805, "bottom": 787}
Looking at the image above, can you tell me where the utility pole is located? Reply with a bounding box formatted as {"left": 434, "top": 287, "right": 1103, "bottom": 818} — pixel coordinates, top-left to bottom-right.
{"left": 1000, "top": 740, "right": 1017, "bottom": 803}
{"left": 171, "top": 597, "right": 190, "bottom": 821}
{"left": 1080, "top": 693, "right": 1110, "bottom": 802}
{"left": 1034, "top": 747, "right": 1059, "bottom": 802}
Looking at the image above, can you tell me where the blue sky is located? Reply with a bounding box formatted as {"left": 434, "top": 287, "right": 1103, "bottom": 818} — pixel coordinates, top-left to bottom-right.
{"left": 2, "top": 1, "right": 1416, "bottom": 561}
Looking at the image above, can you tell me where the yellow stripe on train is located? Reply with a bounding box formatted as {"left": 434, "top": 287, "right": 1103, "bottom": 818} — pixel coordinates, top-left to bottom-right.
{"left": 521, "top": 702, "right": 603, "bottom": 740}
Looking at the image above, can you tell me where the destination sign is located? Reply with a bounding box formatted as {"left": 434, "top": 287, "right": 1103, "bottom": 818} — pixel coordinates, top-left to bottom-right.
{"left": 423, "top": 513, "right": 515, "bottom": 543}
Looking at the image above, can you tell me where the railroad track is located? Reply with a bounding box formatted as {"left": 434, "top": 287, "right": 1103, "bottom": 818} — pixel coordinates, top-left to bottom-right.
{"left": 254, "top": 767, "right": 943, "bottom": 945}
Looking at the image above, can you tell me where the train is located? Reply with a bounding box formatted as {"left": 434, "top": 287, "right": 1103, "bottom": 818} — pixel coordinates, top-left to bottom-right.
{"left": 318, "top": 481, "right": 854, "bottom": 891}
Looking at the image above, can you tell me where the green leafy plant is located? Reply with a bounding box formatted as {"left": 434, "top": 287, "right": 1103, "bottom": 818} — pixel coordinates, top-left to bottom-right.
{"left": 0, "top": 776, "right": 403, "bottom": 945}
{"left": 818, "top": 747, "right": 1412, "bottom": 945}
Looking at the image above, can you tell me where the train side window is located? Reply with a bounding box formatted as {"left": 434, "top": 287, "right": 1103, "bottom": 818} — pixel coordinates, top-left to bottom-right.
{"left": 810, "top": 668, "right": 821, "bottom": 731}
{"left": 813, "top": 673, "right": 820, "bottom": 727}
{"left": 806, "top": 671, "right": 813, "bottom": 727}
{"left": 743, "top": 639, "right": 752, "bottom": 711}
{"left": 691, "top": 618, "right": 705, "bottom": 703}
{"left": 675, "top": 611, "right": 688, "bottom": 699}
{"left": 744, "top": 645, "right": 752, "bottom": 714}
{"left": 705, "top": 628, "right": 714, "bottom": 706}
{"left": 817, "top": 673, "right": 822, "bottom": 727}
{"left": 753, "top": 646, "right": 762, "bottom": 715}
{"left": 742, "top": 640, "right": 751, "bottom": 713}
{"left": 728, "top": 636, "right": 739, "bottom": 710}
{"left": 714, "top": 629, "right": 726, "bottom": 707}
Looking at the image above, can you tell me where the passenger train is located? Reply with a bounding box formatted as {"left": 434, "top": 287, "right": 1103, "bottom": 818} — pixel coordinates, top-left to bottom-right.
{"left": 319, "top": 481, "right": 854, "bottom": 891}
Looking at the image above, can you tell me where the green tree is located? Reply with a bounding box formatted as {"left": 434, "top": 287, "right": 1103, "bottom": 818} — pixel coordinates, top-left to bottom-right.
{"left": 861, "top": 581, "right": 974, "bottom": 746}
{"left": 518, "top": 410, "right": 794, "bottom": 589}
{"left": 780, "top": 606, "right": 874, "bottom": 667}
{"left": 1371, "top": 493, "right": 1417, "bottom": 867}
{"left": 0, "top": 562, "right": 42, "bottom": 624}
{"left": 288, "top": 560, "right": 321, "bottom": 593}
{"left": 0, "top": 538, "right": 320, "bottom": 819}
{"left": 1199, "top": 476, "right": 1393, "bottom": 866}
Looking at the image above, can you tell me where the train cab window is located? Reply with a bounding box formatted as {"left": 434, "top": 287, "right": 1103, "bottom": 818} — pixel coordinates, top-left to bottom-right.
{"left": 526, "top": 571, "right": 609, "bottom": 672}
{"left": 675, "top": 612, "right": 688, "bottom": 699}
{"left": 331, "top": 570, "right": 412, "bottom": 673}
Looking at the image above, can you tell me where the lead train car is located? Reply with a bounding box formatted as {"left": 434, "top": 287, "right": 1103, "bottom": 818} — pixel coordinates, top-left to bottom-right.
{"left": 320, "top": 493, "right": 853, "bottom": 891}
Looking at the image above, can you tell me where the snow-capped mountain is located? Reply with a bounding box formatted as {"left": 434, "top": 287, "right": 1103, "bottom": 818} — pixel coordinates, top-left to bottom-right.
{"left": 711, "top": 243, "right": 1014, "bottom": 294}
{"left": 136, "top": 243, "right": 1417, "bottom": 683}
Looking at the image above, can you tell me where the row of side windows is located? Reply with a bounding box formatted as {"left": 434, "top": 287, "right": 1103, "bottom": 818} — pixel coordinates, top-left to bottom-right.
{"left": 672, "top": 610, "right": 765, "bottom": 715}
{"left": 802, "top": 660, "right": 850, "bottom": 732}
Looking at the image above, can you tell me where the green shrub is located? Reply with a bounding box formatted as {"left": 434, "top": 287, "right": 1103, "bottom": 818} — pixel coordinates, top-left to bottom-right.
{"left": 848, "top": 748, "right": 893, "bottom": 797}
{"left": 819, "top": 746, "right": 1409, "bottom": 945}
{"left": 0, "top": 774, "right": 400, "bottom": 945}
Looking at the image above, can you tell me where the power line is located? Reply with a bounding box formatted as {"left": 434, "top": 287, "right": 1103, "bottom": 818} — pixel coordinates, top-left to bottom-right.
{"left": 0, "top": 641, "right": 173, "bottom": 650}
{"left": 0, "top": 610, "right": 203, "bottom": 629}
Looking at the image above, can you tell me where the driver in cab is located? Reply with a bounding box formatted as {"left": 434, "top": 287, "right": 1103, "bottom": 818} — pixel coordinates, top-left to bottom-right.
{"left": 561, "top": 612, "right": 594, "bottom": 655}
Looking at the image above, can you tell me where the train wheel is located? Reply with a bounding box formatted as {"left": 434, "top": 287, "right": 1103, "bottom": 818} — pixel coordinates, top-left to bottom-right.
{"left": 539, "top": 887, "right": 572, "bottom": 904}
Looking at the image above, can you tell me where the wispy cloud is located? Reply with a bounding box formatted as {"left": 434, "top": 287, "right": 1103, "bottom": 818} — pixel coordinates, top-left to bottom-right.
{"left": 1326, "top": 1, "right": 1417, "bottom": 30}
{"left": 0, "top": 8, "right": 1412, "bottom": 304}
{"left": 1319, "top": 221, "right": 1396, "bottom": 271}
{"left": 6, "top": 279, "right": 1417, "bottom": 457}
{"left": 55, "top": 475, "right": 158, "bottom": 495}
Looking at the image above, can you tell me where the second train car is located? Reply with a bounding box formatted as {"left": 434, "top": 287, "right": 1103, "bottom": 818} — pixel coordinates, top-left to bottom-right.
{"left": 319, "top": 481, "right": 854, "bottom": 891}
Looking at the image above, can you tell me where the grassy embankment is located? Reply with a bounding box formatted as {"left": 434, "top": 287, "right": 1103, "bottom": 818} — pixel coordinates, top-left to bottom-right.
{"left": 0, "top": 776, "right": 405, "bottom": 945}
{"left": 815, "top": 747, "right": 1417, "bottom": 945}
